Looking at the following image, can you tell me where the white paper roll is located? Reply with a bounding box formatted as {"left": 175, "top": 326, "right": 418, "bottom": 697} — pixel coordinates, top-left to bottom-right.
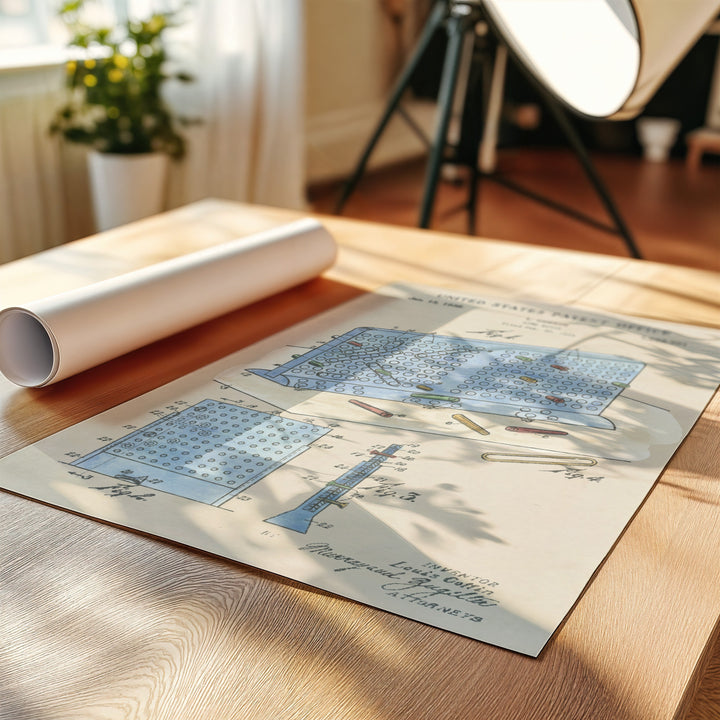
{"left": 0, "top": 218, "right": 337, "bottom": 387}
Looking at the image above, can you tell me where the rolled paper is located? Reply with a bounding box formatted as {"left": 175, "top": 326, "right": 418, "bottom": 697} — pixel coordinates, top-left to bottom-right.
{"left": 0, "top": 218, "right": 337, "bottom": 387}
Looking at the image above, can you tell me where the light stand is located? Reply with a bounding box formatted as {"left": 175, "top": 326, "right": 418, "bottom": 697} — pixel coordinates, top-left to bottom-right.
{"left": 334, "top": 0, "right": 642, "bottom": 259}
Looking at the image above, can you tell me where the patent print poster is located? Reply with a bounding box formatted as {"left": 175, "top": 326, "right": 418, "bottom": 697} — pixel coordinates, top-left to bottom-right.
{"left": 2, "top": 285, "right": 718, "bottom": 656}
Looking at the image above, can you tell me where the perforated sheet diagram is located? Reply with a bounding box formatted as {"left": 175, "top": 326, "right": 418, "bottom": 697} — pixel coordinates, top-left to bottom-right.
{"left": 72, "top": 399, "right": 329, "bottom": 506}
{"left": 249, "top": 328, "right": 645, "bottom": 429}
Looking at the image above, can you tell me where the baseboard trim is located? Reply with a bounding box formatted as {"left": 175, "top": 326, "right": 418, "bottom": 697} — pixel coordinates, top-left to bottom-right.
{"left": 305, "top": 98, "right": 437, "bottom": 185}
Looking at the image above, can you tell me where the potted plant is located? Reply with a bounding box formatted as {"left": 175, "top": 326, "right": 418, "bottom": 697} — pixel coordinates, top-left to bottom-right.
{"left": 50, "top": 0, "right": 193, "bottom": 231}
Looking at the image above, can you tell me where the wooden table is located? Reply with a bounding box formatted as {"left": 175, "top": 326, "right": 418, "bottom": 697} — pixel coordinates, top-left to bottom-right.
{"left": 1, "top": 199, "right": 719, "bottom": 720}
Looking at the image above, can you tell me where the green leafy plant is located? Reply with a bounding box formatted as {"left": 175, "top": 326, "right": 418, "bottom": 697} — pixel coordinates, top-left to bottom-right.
{"left": 50, "top": 1, "right": 193, "bottom": 158}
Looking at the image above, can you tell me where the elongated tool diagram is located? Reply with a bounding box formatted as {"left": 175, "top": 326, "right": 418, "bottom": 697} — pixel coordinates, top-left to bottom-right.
{"left": 265, "top": 443, "right": 403, "bottom": 533}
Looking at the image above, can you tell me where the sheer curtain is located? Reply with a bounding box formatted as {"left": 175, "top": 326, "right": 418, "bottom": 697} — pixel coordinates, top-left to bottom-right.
{"left": 167, "top": 0, "right": 306, "bottom": 210}
{"left": 0, "top": 0, "right": 306, "bottom": 263}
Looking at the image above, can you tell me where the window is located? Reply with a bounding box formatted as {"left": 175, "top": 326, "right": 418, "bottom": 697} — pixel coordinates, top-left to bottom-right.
{"left": 0, "top": 0, "right": 54, "bottom": 48}
{"left": 0, "top": 1, "right": 137, "bottom": 68}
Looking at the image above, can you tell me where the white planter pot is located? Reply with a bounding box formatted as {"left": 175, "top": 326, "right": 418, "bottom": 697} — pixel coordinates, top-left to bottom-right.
{"left": 636, "top": 117, "right": 681, "bottom": 163}
{"left": 87, "top": 151, "right": 169, "bottom": 232}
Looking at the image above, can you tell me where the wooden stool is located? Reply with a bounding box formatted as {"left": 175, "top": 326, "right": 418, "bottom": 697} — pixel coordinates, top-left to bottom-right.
{"left": 686, "top": 127, "right": 720, "bottom": 170}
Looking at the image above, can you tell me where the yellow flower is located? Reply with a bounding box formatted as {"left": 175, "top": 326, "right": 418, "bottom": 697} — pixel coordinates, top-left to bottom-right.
{"left": 84, "top": 59, "right": 96, "bottom": 69}
{"left": 83, "top": 75, "right": 98, "bottom": 87}
{"left": 113, "top": 55, "right": 129, "bottom": 69}
{"left": 66, "top": 60, "right": 77, "bottom": 73}
{"left": 108, "top": 68, "right": 124, "bottom": 83}
{"left": 147, "top": 16, "right": 165, "bottom": 33}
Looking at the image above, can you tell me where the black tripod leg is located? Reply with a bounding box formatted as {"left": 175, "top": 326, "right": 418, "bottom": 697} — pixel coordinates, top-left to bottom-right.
{"left": 467, "top": 158, "right": 480, "bottom": 235}
{"left": 466, "top": 36, "right": 497, "bottom": 235}
{"left": 541, "top": 92, "right": 643, "bottom": 259}
{"left": 334, "top": 0, "right": 447, "bottom": 214}
{"left": 418, "top": 10, "right": 473, "bottom": 228}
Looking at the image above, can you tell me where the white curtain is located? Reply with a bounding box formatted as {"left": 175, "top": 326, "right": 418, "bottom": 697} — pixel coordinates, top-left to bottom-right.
{"left": 0, "top": 0, "right": 306, "bottom": 263}
{"left": 167, "top": 0, "right": 306, "bottom": 211}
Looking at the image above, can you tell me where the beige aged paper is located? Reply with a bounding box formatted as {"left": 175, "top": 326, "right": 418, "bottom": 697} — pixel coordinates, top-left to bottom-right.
{"left": 1, "top": 285, "right": 718, "bottom": 656}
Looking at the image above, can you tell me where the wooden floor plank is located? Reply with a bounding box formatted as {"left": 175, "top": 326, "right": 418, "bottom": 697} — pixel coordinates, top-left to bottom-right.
{"left": 310, "top": 149, "right": 720, "bottom": 272}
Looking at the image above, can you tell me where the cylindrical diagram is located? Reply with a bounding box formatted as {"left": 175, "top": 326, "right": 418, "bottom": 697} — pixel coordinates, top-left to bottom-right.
{"left": 0, "top": 218, "right": 337, "bottom": 387}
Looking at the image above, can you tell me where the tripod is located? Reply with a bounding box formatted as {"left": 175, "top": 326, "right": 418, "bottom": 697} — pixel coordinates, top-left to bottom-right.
{"left": 334, "top": 0, "right": 642, "bottom": 259}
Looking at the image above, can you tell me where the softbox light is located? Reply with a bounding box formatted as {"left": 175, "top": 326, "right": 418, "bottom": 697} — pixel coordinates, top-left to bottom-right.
{"left": 483, "top": 0, "right": 720, "bottom": 119}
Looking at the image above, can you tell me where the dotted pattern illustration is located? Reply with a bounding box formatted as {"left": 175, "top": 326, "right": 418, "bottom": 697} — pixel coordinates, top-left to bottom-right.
{"left": 250, "top": 328, "right": 644, "bottom": 428}
{"left": 73, "top": 400, "right": 329, "bottom": 506}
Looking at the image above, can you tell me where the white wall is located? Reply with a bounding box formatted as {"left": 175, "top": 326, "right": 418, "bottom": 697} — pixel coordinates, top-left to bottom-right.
{"left": 304, "top": 0, "right": 435, "bottom": 184}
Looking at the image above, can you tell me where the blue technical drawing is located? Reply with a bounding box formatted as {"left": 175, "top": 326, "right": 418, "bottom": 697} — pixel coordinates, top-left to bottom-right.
{"left": 266, "top": 443, "right": 403, "bottom": 533}
{"left": 249, "top": 328, "right": 645, "bottom": 429}
{"left": 73, "top": 399, "right": 329, "bottom": 506}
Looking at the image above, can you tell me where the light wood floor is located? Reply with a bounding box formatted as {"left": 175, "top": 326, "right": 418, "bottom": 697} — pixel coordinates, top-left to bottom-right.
{"left": 311, "top": 147, "right": 720, "bottom": 719}
{"left": 310, "top": 148, "right": 720, "bottom": 272}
